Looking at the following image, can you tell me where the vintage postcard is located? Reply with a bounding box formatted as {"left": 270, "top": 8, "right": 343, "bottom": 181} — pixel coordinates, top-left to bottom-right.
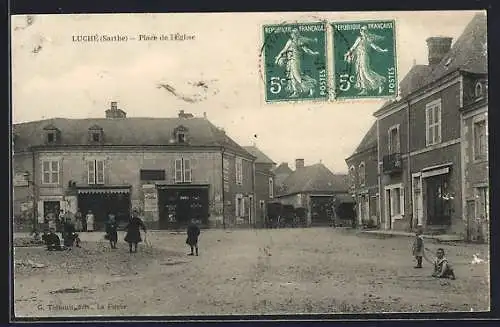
{"left": 10, "top": 11, "right": 489, "bottom": 320}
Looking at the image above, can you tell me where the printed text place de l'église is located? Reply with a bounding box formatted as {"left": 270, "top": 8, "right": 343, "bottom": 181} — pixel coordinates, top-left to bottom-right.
{"left": 72, "top": 33, "right": 195, "bottom": 42}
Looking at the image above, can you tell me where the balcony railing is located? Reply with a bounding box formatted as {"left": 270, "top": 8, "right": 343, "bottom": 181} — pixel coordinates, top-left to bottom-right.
{"left": 383, "top": 153, "right": 402, "bottom": 174}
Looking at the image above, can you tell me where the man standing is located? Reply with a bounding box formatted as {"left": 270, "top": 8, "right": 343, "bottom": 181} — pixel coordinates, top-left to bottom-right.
{"left": 186, "top": 219, "right": 201, "bottom": 256}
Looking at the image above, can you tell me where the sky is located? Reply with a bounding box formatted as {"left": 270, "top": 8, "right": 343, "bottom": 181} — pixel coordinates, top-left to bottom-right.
{"left": 11, "top": 11, "right": 482, "bottom": 173}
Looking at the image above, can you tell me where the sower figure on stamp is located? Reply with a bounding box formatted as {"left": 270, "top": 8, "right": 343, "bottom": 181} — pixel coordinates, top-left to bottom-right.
{"left": 344, "top": 25, "right": 388, "bottom": 95}
{"left": 124, "top": 209, "right": 147, "bottom": 253}
{"left": 274, "top": 28, "right": 319, "bottom": 97}
{"left": 186, "top": 218, "right": 201, "bottom": 256}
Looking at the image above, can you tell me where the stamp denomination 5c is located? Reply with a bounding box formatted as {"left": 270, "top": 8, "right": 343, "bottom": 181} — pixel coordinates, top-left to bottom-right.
{"left": 332, "top": 20, "right": 397, "bottom": 99}
{"left": 263, "top": 23, "right": 328, "bottom": 102}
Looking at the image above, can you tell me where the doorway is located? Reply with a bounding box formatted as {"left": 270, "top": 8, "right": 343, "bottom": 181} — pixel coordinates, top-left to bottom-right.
{"left": 157, "top": 185, "right": 209, "bottom": 229}
{"left": 43, "top": 201, "right": 60, "bottom": 220}
{"left": 412, "top": 175, "right": 423, "bottom": 227}
{"left": 425, "top": 174, "right": 451, "bottom": 226}
{"left": 77, "top": 192, "right": 131, "bottom": 231}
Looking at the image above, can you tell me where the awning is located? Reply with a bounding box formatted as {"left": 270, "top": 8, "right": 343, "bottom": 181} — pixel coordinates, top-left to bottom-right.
{"left": 421, "top": 163, "right": 452, "bottom": 178}
{"left": 77, "top": 188, "right": 130, "bottom": 195}
{"left": 335, "top": 194, "right": 356, "bottom": 204}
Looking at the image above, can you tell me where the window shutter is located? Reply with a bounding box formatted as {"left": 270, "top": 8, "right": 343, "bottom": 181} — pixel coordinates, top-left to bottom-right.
{"left": 241, "top": 197, "right": 246, "bottom": 217}
{"left": 389, "top": 191, "right": 394, "bottom": 217}
{"left": 175, "top": 159, "right": 183, "bottom": 183}
{"left": 388, "top": 129, "right": 392, "bottom": 153}
{"left": 183, "top": 159, "right": 192, "bottom": 182}
{"left": 235, "top": 195, "right": 240, "bottom": 217}
{"left": 400, "top": 187, "right": 405, "bottom": 215}
{"left": 87, "top": 160, "right": 95, "bottom": 184}
{"left": 96, "top": 160, "right": 105, "bottom": 184}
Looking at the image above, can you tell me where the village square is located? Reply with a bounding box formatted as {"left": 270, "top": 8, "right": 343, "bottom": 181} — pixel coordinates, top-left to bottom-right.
{"left": 11, "top": 12, "right": 489, "bottom": 317}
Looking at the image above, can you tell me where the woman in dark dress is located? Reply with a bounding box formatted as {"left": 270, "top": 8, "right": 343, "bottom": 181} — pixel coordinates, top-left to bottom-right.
{"left": 62, "top": 217, "right": 81, "bottom": 248}
{"left": 124, "top": 211, "right": 146, "bottom": 253}
{"left": 105, "top": 213, "right": 118, "bottom": 249}
{"left": 186, "top": 218, "right": 201, "bottom": 256}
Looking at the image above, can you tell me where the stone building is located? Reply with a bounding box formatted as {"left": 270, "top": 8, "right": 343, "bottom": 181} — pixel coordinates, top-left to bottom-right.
{"left": 370, "top": 13, "right": 487, "bottom": 236}
{"left": 345, "top": 122, "right": 379, "bottom": 227}
{"left": 12, "top": 102, "right": 257, "bottom": 230}
{"left": 242, "top": 145, "right": 276, "bottom": 228}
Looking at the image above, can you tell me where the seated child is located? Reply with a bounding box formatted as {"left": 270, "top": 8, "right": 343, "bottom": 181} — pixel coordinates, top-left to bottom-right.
{"left": 425, "top": 247, "right": 456, "bottom": 280}
{"left": 43, "top": 228, "right": 64, "bottom": 251}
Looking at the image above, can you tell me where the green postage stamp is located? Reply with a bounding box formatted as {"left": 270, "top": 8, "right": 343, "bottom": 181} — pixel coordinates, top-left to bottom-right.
{"left": 332, "top": 20, "right": 397, "bottom": 99}
{"left": 262, "top": 23, "right": 328, "bottom": 102}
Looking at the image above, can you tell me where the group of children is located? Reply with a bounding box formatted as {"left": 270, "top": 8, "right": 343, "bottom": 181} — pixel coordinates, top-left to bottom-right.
{"left": 412, "top": 228, "right": 456, "bottom": 280}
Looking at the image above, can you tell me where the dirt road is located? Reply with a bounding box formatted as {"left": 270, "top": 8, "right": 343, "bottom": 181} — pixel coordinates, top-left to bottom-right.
{"left": 13, "top": 228, "right": 490, "bottom": 317}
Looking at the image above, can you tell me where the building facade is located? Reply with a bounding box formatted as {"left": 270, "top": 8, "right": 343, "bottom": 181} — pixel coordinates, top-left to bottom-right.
{"left": 12, "top": 103, "right": 257, "bottom": 230}
{"left": 370, "top": 13, "right": 487, "bottom": 237}
{"left": 461, "top": 76, "right": 489, "bottom": 242}
{"left": 243, "top": 146, "right": 276, "bottom": 228}
{"left": 276, "top": 159, "right": 353, "bottom": 226}
{"left": 345, "top": 122, "right": 380, "bottom": 227}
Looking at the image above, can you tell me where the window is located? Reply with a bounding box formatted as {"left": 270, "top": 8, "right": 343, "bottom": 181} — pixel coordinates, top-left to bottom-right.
{"left": 47, "top": 133, "right": 55, "bottom": 143}
{"left": 385, "top": 184, "right": 404, "bottom": 219}
{"left": 87, "top": 159, "right": 105, "bottom": 184}
{"left": 425, "top": 99, "right": 442, "bottom": 146}
{"left": 268, "top": 177, "right": 274, "bottom": 198}
{"left": 235, "top": 158, "right": 243, "bottom": 185}
{"left": 92, "top": 133, "right": 101, "bottom": 142}
{"left": 476, "top": 187, "right": 489, "bottom": 220}
{"left": 235, "top": 194, "right": 245, "bottom": 217}
{"left": 140, "top": 169, "right": 165, "bottom": 181}
{"left": 359, "top": 162, "right": 366, "bottom": 186}
{"left": 475, "top": 82, "right": 484, "bottom": 98}
{"left": 388, "top": 125, "right": 400, "bottom": 154}
{"left": 177, "top": 132, "right": 186, "bottom": 143}
{"left": 175, "top": 158, "right": 192, "bottom": 183}
{"left": 42, "top": 160, "right": 59, "bottom": 184}
{"left": 174, "top": 125, "right": 189, "bottom": 144}
{"left": 474, "top": 119, "right": 487, "bottom": 160}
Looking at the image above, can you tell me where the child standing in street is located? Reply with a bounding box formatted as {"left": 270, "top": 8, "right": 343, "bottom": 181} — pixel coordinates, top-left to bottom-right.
{"left": 186, "top": 218, "right": 201, "bottom": 256}
{"left": 412, "top": 228, "right": 424, "bottom": 268}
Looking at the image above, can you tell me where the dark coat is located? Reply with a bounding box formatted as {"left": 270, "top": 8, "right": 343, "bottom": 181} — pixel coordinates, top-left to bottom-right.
{"left": 106, "top": 220, "right": 118, "bottom": 242}
{"left": 186, "top": 223, "right": 200, "bottom": 246}
{"left": 124, "top": 216, "right": 146, "bottom": 244}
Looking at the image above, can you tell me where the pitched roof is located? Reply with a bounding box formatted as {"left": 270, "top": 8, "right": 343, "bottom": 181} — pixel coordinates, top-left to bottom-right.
{"left": 242, "top": 146, "right": 275, "bottom": 164}
{"left": 12, "top": 117, "right": 253, "bottom": 157}
{"left": 273, "top": 162, "right": 293, "bottom": 175}
{"left": 277, "top": 163, "right": 349, "bottom": 196}
{"left": 399, "top": 65, "right": 432, "bottom": 97}
{"left": 375, "top": 13, "right": 487, "bottom": 116}
{"left": 427, "top": 13, "right": 487, "bottom": 83}
{"left": 349, "top": 121, "right": 377, "bottom": 158}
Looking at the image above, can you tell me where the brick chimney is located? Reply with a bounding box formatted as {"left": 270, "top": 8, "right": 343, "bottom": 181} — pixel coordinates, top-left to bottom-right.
{"left": 295, "top": 158, "right": 305, "bottom": 170}
{"left": 105, "top": 101, "right": 127, "bottom": 119}
{"left": 178, "top": 110, "right": 194, "bottom": 119}
{"left": 426, "top": 37, "right": 453, "bottom": 66}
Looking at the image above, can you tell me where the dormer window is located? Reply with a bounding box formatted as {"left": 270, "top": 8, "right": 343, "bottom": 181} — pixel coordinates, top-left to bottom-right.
{"left": 88, "top": 124, "right": 104, "bottom": 144}
{"left": 43, "top": 124, "right": 61, "bottom": 144}
{"left": 173, "top": 125, "right": 189, "bottom": 144}
{"left": 177, "top": 132, "right": 186, "bottom": 143}
{"left": 475, "top": 81, "right": 484, "bottom": 99}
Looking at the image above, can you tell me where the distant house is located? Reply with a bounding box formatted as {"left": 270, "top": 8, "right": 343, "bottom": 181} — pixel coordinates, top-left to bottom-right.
{"left": 242, "top": 145, "right": 276, "bottom": 227}
{"left": 273, "top": 162, "right": 293, "bottom": 193}
{"left": 275, "top": 159, "right": 354, "bottom": 226}
{"left": 372, "top": 13, "right": 487, "bottom": 237}
{"left": 345, "top": 122, "right": 379, "bottom": 227}
{"left": 12, "top": 102, "right": 257, "bottom": 231}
